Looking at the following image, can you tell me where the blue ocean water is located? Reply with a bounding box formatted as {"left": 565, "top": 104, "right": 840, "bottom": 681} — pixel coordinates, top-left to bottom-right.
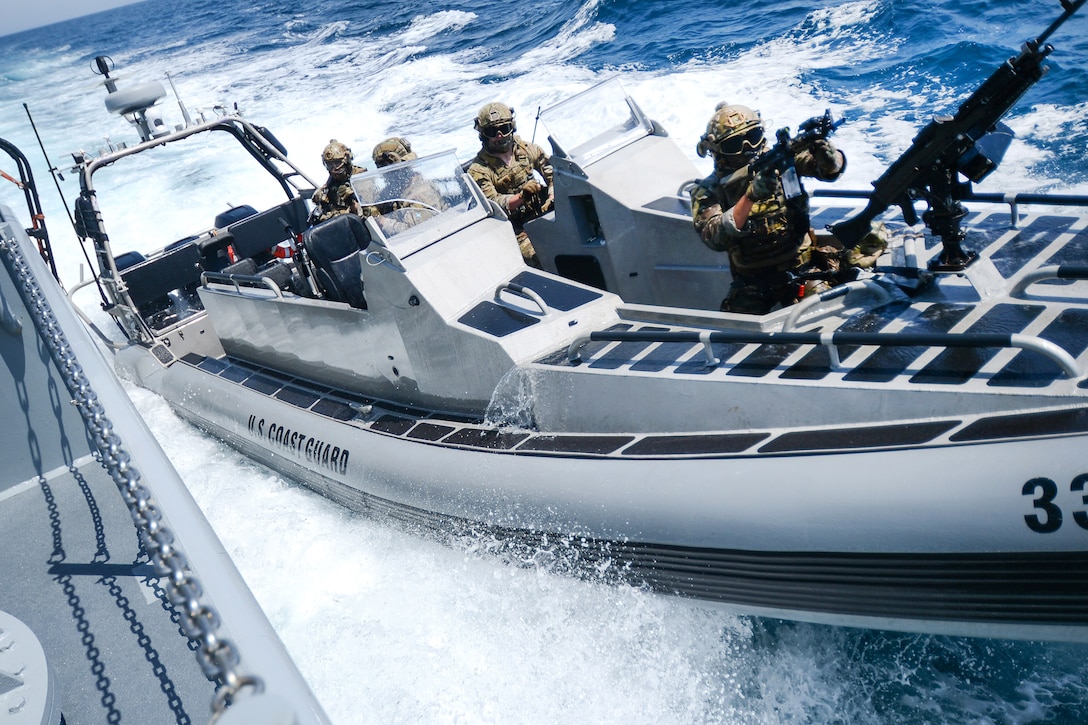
{"left": 2, "top": 1, "right": 1088, "bottom": 723}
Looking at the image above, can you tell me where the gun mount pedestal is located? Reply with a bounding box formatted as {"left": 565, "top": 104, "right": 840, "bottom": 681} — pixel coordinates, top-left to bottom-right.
{"left": 924, "top": 201, "right": 976, "bottom": 272}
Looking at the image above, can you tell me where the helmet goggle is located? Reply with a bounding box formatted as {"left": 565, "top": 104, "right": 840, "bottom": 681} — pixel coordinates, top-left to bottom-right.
{"left": 375, "top": 152, "right": 401, "bottom": 167}
{"left": 482, "top": 122, "right": 514, "bottom": 139}
{"left": 373, "top": 144, "right": 404, "bottom": 167}
{"left": 712, "top": 125, "right": 765, "bottom": 157}
{"left": 324, "top": 156, "right": 349, "bottom": 173}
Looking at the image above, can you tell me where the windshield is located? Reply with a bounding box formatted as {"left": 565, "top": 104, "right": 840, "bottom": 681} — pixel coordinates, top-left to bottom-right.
{"left": 351, "top": 150, "right": 484, "bottom": 256}
{"left": 537, "top": 78, "right": 654, "bottom": 166}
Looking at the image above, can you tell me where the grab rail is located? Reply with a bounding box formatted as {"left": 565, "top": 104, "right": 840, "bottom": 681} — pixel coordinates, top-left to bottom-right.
{"left": 782, "top": 278, "right": 894, "bottom": 331}
{"left": 202, "top": 270, "right": 283, "bottom": 298}
{"left": 1009, "top": 265, "right": 1088, "bottom": 296}
{"left": 566, "top": 329, "right": 1083, "bottom": 378}
{"left": 65, "top": 274, "right": 151, "bottom": 349}
{"left": 494, "top": 282, "right": 551, "bottom": 317}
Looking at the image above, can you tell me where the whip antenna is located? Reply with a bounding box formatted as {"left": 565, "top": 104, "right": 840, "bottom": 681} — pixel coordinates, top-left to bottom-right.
{"left": 531, "top": 105, "right": 542, "bottom": 144}
{"left": 24, "top": 103, "right": 103, "bottom": 293}
{"left": 165, "top": 72, "right": 194, "bottom": 128}
{"left": 23, "top": 104, "right": 74, "bottom": 233}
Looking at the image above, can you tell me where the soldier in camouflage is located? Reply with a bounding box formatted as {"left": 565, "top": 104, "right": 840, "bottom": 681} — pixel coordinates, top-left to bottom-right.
{"left": 308, "top": 140, "right": 367, "bottom": 226}
{"left": 689, "top": 103, "right": 847, "bottom": 314}
{"left": 367, "top": 136, "right": 444, "bottom": 231}
{"left": 467, "top": 102, "right": 553, "bottom": 267}
{"left": 371, "top": 136, "right": 417, "bottom": 168}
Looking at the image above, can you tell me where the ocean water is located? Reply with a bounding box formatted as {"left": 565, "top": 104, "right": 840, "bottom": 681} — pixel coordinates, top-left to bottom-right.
{"left": 3, "top": 0, "right": 1088, "bottom": 722}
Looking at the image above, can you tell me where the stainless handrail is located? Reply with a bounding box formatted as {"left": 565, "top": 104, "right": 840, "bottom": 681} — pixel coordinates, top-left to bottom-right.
{"left": 782, "top": 278, "right": 894, "bottom": 331}
{"left": 566, "top": 328, "right": 1083, "bottom": 378}
{"left": 494, "top": 282, "right": 550, "bottom": 317}
{"left": 813, "top": 188, "right": 1088, "bottom": 228}
{"left": 202, "top": 270, "right": 283, "bottom": 298}
{"left": 1009, "top": 265, "right": 1088, "bottom": 296}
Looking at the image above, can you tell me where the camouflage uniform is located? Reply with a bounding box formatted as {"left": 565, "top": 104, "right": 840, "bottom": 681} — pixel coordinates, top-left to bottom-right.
{"left": 309, "top": 168, "right": 366, "bottom": 225}
{"left": 467, "top": 102, "right": 553, "bottom": 266}
{"left": 690, "top": 104, "right": 847, "bottom": 314}
{"left": 308, "top": 139, "right": 367, "bottom": 226}
{"left": 371, "top": 167, "right": 447, "bottom": 234}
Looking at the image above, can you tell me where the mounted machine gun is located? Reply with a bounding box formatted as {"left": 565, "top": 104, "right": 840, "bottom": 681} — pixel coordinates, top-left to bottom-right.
{"left": 831, "top": 0, "right": 1086, "bottom": 271}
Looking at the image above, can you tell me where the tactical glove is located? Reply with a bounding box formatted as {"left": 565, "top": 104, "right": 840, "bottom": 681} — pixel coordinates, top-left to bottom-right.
{"left": 520, "top": 179, "right": 544, "bottom": 196}
{"left": 747, "top": 171, "right": 776, "bottom": 201}
{"left": 811, "top": 139, "right": 841, "bottom": 174}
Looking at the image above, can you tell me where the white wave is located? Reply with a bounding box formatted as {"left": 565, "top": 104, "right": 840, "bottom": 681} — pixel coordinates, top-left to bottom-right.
{"left": 402, "top": 10, "right": 478, "bottom": 45}
{"left": 123, "top": 383, "right": 768, "bottom": 725}
{"left": 517, "top": 0, "right": 616, "bottom": 70}
{"left": 298, "top": 20, "right": 351, "bottom": 46}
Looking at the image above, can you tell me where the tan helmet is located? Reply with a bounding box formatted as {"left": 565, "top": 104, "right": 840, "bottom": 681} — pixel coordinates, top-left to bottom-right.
{"left": 696, "top": 103, "right": 765, "bottom": 168}
{"left": 474, "top": 102, "right": 516, "bottom": 152}
{"left": 372, "top": 137, "right": 417, "bottom": 167}
{"left": 321, "top": 139, "right": 353, "bottom": 171}
{"left": 474, "top": 102, "right": 515, "bottom": 132}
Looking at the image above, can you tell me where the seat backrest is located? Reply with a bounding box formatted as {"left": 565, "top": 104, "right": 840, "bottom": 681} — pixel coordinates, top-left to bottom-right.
{"left": 226, "top": 197, "right": 309, "bottom": 262}
{"left": 214, "top": 204, "right": 258, "bottom": 229}
{"left": 121, "top": 241, "right": 203, "bottom": 309}
{"left": 302, "top": 214, "right": 371, "bottom": 310}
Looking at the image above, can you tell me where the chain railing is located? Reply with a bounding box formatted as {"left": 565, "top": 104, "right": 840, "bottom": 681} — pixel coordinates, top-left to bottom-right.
{"left": 1, "top": 235, "right": 263, "bottom": 721}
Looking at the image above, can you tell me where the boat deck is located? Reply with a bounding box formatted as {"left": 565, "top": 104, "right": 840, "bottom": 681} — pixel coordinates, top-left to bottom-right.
{"left": 3, "top": 212, "right": 328, "bottom": 724}
{"left": 168, "top": 202, "right": 1088, "bottom": 461}
{"left": 572, "top": 203, "right": 1088, "bottom": 389}
{"left": 1, "top": 457, "right": 218, "bottom": 724}
{"left": 2, "top": 238, "right": 218, "bottom": 722}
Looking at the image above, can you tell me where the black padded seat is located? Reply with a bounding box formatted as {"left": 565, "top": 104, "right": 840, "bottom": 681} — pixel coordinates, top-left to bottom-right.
{"left": 198, "top": 232, "right": 234, "bottom": 272}
{"left": 220, "top": 258, "right": 259, "bottom": 276}
{"left": 226, "top": 198, "right": 308, "bottom": 265}
{"left": 214, "top": 204, "right": 258, "bottom": 229}
{"left": 302, "top": 214, "right": 371, "bottom": 309}
{"left": 121, "top": 241, "right": 202, "bottom": 311}
{"left": 119, "top": 241, "right": 204, "bottom": 328}
{"left": 258, "top": 261, "right": 298, "bottom": 292}
{"left": 114, "top": 250, "right": 146, "bottom": 271}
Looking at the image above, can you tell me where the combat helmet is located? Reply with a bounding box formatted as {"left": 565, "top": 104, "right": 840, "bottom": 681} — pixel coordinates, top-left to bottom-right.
{"left": 372, "top": 137, "right": 417, "bottom": 168}
{"left": 474, "top": 102, "right": 516, "bottom": 153}
{"left": 697, "top": 103, "right": 765, "bottom": 170}
{"left": 321, "top": 139, "right": 353, "bottom": 176}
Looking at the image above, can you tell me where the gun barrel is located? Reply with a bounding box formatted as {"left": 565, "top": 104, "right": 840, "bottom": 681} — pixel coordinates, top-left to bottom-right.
{"left": 1036, "top": 0, "right": 1086, "bottom": 46}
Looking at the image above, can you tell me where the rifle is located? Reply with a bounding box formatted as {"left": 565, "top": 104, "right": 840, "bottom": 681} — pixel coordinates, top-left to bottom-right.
{"left": 750, "top": 109, "right": 844, "bottom": 200}
{"left": 831, "top": 0, "right": 1086, "bottom": 271}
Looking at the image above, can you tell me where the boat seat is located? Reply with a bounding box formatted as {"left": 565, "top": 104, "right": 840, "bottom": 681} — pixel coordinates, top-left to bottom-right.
{"left": 194, "top": 205, "right": 260, "bottom": 272}
{"left": 199, "top": 232, "right": 235, "bottom": 272}
{"left": 257, "top": 260, "right": 301, "bottom": 293}
{"left": 214, "top": 204, "right": 258, "bottom": 229}
{"left": 114, "top": 250, "right": 146, "bottom": 271}
{"left": 220, "top": 257, "right": 258, "bottom": 276}
{"left": 120, "top": 240, "right": 204, "bottom": 327}
{"left": 219, "top": 257, "right": 303, "bottom": 295}
{"left": 225, "top": 198, "right": 309, "bottom": 266}
{"left": 302, "top": 213, "right": 370, "bottom": 310}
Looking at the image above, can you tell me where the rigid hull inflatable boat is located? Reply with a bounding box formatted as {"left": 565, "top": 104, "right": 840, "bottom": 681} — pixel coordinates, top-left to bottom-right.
{"left": 0, "top": 137, "right": 329, "bottom": 724}
{"left": 63, "top": 14, "right": 1088, "bottom": 644}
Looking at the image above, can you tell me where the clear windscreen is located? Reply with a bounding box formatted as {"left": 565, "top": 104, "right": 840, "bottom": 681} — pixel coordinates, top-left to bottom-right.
{"left": 351, "top": 149, "right": 484, "bottom": 254}
{"left": 537, "top": 78, "right": 654, "bottom": 166}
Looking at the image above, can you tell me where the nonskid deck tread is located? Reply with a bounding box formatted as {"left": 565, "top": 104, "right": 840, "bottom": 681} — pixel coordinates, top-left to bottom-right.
{"left": 553, "top": 208, "right": 1088, "bottom": 390}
